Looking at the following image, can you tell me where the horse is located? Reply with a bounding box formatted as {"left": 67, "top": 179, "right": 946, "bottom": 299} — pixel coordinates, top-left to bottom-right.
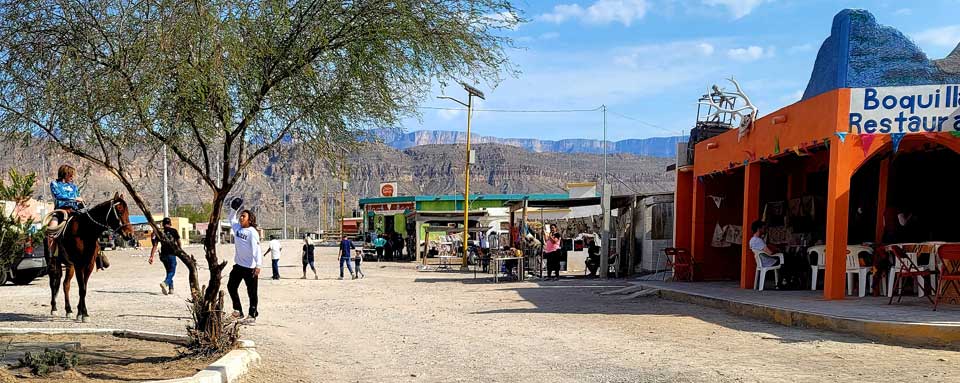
{"left": 45, "top": 192, "right": 134, "bottom": 322}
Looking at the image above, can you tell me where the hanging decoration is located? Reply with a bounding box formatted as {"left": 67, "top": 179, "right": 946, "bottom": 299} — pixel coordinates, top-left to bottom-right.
{"left": 823, "top": 137, "right": 830, "bottom": 148}
{"left": 835, "top": 132, "right": 847, "bottom": 143}
{"left": 708, "top": 195, "right": 724, "bottom": 208}
{"left": 890, "top": 132, "right": 906, "bottom": 153}
{"left": 743, "top": 150, "right": 756, "bottom": 161}
{"left": 795, "top": 146, "right": 809, "bottom": 156}
{"left": 951, "top": 131, "right": 960, "bottom": 139}
{"left": 774, "top": 136, "right": 781, "bottom": 154}
{"left": 860, "top": 134, "right": 876, "bottom": 156}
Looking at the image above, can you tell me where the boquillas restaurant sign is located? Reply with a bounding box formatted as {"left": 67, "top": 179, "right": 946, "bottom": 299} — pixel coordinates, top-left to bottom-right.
{"left": 849, "top": 84, "right": 960, "bottom": 134}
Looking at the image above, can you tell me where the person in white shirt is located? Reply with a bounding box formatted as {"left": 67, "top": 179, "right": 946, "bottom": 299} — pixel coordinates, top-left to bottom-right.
{"left": 264, "top": 236, "right": 282, "bottom": 280}
{"left": 227, "top": 198, "right": 262, "bottom": 324}
{"left": 749, "top": 220, "right": 781, "bottom": 268}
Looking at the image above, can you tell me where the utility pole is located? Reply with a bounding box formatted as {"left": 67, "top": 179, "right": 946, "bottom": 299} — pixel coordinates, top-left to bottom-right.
{"left": 162, "top": 145, "right": 169, "bottom": 218}
{"left": 600, "top": 105, "right": 610, "bottom": 279}
{"left": 438, "top": 83, "right": 485, "bottom": 268}
{"left": 282, "top": 168, "right": 288, "bottom": 240}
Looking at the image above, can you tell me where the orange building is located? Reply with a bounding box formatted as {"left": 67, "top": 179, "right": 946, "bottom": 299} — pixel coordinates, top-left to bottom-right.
{"left": 674, "top": 9, "right": 960, "bottom": 300}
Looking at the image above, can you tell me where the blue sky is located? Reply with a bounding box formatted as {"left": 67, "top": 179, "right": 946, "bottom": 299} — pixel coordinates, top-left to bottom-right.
{"left": 398, "top": 0, "right": 960, "bottom": 141}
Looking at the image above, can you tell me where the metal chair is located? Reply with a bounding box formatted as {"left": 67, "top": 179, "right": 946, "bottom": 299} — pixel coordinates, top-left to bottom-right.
{"left": 664, "top": 248, "right": 693, "bottom": 281}
{"left": 934, "top": 244, "right": 960, "bottom": 311}
{"left": 888, "top": 245, "right": 935, "bottom": 305}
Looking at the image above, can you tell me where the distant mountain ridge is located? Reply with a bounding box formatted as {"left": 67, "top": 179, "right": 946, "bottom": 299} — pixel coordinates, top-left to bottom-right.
{"left": 374, "top": 129, "right": 685, "bottom": 158}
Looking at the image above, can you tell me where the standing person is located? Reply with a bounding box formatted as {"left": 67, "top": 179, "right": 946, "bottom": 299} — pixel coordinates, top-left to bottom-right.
{"left": 227, "top": 198, "right": 262, "bottom": 324}
{"left": 338, "top": 236, "right": 356, "bottom": 280}
{"left": 393, "top": 232, "right": 403, "bottom": 259}
{"left": 373, "top": 234, "right": 386, "bottom": 262}
{"left": 383, "top": 232, "right": 393, "bottom": 261}
{"left": 265, "top": 235, "right": 282, "bottom": 280}
{"left": 301, "top": 237, "right": 318, "bottom": 279}
{"left": 543, "top": 225, "right": 562, "bottom": 281}
{"left": 148, "top": 217, "right": 181, "bottom": 295}
{"left": 354, "top": 248, "right": 364, "bottom": 279}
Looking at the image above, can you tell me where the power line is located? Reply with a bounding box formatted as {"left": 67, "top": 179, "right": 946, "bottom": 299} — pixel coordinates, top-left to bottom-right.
{"left": 418, "top": 106, "right": 603, "bottom": 113}
{"left": 606, "top": 110, "right": 681, "bottom": 136}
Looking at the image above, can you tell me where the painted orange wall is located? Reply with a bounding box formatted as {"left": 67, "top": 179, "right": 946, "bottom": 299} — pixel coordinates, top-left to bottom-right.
{"left": 694, "top": 89, "right": 847, "bottom": 177}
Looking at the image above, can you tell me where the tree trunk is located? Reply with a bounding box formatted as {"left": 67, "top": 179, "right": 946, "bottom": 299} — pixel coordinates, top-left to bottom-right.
{"left": 198, "top": 193, "right": 229, "bottom": 331}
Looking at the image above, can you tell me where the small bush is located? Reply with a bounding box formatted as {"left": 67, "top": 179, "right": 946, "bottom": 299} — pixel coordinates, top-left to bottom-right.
{"left": 17, "top": 348, "right": 79, "bottom": 376}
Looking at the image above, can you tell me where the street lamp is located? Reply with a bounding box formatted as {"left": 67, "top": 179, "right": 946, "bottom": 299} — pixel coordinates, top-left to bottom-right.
{"left": 437, "top": 82, "right": 485, "bottom": 268}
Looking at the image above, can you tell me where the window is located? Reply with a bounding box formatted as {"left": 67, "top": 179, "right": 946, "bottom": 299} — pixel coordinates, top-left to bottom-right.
{"left": 651, "top": 203, "right": 673, "bottom": 240}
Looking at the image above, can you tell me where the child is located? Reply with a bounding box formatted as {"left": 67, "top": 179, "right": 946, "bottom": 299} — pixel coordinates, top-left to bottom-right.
{"left": 354, "top": 249, "right": 364, "bottom": 279}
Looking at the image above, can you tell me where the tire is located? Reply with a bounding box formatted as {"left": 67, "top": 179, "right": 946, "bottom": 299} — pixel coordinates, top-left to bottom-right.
{"left": 11, "top": 272, "right": 36, "bottom": 285}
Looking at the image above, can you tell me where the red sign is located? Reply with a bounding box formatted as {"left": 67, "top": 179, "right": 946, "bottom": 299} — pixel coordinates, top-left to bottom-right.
{"left": 366, "top": 202, "right": 414, "bottom": 212}
{"left": 381, "top": 183, "right": 395, "bottom": 197}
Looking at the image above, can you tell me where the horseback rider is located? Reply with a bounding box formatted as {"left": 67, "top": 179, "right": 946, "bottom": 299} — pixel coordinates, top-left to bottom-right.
{"left": 48, "top": 165, "right": 109, "bottom": 269}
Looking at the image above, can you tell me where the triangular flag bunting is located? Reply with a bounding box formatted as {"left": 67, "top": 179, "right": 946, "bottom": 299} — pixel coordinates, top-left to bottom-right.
{"left": 823, "top": 137, "right": 830, "bottom": 148}
{"left": 709, "top": 195, "right": 724, "bottom": 208}
{"left": 835, "top": 132, "right": 847, "bottom": 143}
{"left": 890, "top": 132, "right": 906, "bottom": 153}
{"left": 743, "top": 150, "right": 756, "bottom": 161}
{"left": 795, "top": 146, "right": 808, "bottom": 156}
{"left": 951, "top": 131, "right": 960, "bottom": 139}
{"left": 860, "top": 134, "right": 876, "bottom": 156}
{"left": 774, "top": 136, "right": 780, "bottom": 154}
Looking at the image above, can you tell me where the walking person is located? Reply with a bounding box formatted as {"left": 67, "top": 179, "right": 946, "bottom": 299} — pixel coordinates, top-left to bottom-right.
{"left": 301, "top": 237, "right": 318, "bottom": 279}
{"left": 338, "top": 236, "right": 356, "bottom": 280}
{"left": 227, "top": 198, "right": 262, "bottom": 324}
{"left": 354, "top": 248, "right": 364, "bottom": 279}
{"left": 373, "top": 234, "right": 386, "bottom": 262}
{"left": 148, "top": 217, "right": 181, "bottom": 295}
{"left": 265, "top": 235, "right": 282, "bottom": 280}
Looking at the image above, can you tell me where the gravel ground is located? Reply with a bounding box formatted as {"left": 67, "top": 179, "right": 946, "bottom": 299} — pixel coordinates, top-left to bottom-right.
{"left": 1, "top": 240, "right": 957, "bottom": 382}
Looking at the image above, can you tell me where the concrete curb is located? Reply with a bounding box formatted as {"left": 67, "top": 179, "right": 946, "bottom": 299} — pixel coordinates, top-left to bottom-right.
{"left": 636, "top": 285, "right": 960, "bottom": 348}
{"left": 0, "top": 328, "right": 260, "bottom": 382}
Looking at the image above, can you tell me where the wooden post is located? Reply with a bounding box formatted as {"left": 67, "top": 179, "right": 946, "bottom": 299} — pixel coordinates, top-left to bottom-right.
{"left": 628, "top": 195, "right": 638, "bottom": 276}
{"left": 674, "top": 170, "right": 694, "bottom": 252}
{"left": 741, "top": 163, "right": 762, "bottom": 289}
{"left": 690, "top": 173, "right": 707, "bottom": 278}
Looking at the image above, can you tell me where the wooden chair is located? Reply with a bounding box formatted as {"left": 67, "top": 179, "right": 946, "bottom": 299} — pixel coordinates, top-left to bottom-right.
{"left": 888, "top": 245, "right": 936, "bottom": 305}
{"left": 934, "top": 244, "right": 960, "bottom": 311}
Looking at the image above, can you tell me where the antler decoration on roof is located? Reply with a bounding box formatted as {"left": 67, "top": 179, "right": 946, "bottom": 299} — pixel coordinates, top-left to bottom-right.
{"left": 697, "top": 77, "right": 759, "bottom": 141}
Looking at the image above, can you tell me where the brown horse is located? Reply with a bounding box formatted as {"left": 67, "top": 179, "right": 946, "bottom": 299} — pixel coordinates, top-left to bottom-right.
{"left": 46, "top": 193, "right": 134, "bottom": 322}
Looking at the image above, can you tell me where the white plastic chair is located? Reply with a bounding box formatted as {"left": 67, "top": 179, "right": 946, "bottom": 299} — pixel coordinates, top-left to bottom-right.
{"left": 753, "top": 249, "right": 784, "bottom": 291}
{"left": 845, "top": 246, "right": 873, "bottom": 297}
{"left": 808, "top": 245, "right": 826, "bottom": 290}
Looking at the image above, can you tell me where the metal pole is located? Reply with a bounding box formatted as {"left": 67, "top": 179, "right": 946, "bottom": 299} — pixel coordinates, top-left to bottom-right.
{"left": 162, "top": 145, "right": 169, "bottom": 218}
{"left": 462, "top": 94, "right": 473, "bottom": 268}
{"left": 600, "top": 106, "right": 610, "bottom": 279}
{"left": 282, "top": 169, "right": 288, "bottom": 239}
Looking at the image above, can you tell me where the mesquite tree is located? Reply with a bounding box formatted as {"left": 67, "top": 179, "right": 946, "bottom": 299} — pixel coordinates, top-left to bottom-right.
{"left": 0, "top": 0, "right": 517, "bottom": 349}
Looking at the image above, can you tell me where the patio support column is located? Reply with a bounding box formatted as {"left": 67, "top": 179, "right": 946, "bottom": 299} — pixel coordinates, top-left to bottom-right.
{"left": 741, "top": 162, "right": 761, "bottom": 289}
{"left": 690, "top": 173, "right": 706, "bottom": 278}
{"left": 874, "top": 157, "right": 890, "bottom": 243}
{"left": 824, "top": 138, "right": 854, "bottom": 300}
{"left": 674, "top": 170, "right": 694, "bottom": 252}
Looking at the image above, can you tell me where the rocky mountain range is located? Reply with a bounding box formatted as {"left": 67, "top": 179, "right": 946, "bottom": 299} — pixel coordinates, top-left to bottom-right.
{"left": 373, "top": 128, "right": 685, "bottom": 158}
{"left": 2, "top": 141, "right": 675, "bottom": 231}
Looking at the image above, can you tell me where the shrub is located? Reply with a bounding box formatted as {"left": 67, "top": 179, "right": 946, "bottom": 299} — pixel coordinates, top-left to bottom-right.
{"left": 17, "top": 348, "right": 79, "bottom": 376}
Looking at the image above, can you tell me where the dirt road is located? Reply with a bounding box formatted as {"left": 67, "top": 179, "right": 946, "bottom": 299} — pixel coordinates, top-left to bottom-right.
{"left": 0, "top": 241, "right": 955, "bottom": 382}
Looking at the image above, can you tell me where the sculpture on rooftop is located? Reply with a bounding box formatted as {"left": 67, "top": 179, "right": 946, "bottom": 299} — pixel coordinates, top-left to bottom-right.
{"left": 698, "top": 78, "right": 758, "bottom": 141}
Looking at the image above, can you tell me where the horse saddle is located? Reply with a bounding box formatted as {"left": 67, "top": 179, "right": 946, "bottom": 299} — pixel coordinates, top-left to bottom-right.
{"left": 44, "top": 209, "right": 75, "bottom": 239}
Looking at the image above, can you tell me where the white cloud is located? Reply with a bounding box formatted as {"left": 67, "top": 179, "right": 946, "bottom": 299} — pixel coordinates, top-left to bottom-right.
{"left": 912, "top": 25, "right": 960, "bottom": 47}
{"left": 614, "top": 41, "right": 717, "bottom": 69}
{"left": 539, "top": 32, "right": 561, "bottom": 40}
{"left": 484, "top": 11, "right": 520, "bottom": 30}
{"left": 437, "top": 109, "right": 463, "bottom": 121}
{"left": 894, "top": 8, "right": 912, "bottom": 16}
{"left": 780, "top": 89, "right": 804, "bottom": 103}
{"left": 702, "top": 0, "right": 769, "bottom": 19}
{"left": 697, "top": 43, "right": 715, "bottom": 56}
{"left": 726, "top": 45, "right": 774, "bottom": 62}
{"left": 539, "top": 0, "right": 649, "bottom": 26}
{"left": 786, "top": 43, "right": 813, "bottom": 55}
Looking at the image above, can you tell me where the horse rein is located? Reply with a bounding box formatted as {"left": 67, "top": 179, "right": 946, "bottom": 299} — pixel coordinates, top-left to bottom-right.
{"left": 84, "top": 201, "right": 132, "bottom": 234}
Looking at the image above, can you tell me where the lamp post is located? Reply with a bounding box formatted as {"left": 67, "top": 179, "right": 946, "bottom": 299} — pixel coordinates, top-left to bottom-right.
{"left": 438, "top": 82, "right": 485, "bottom": 268}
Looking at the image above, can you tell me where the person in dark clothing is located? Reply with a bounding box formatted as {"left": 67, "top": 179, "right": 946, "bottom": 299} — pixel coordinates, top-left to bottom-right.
{"left": 338, "top": 236, "right": 356, "bottom": 280}
{"left": 301, "top": 237, "right": 318, "bottom": 279}
{"left": 149, "top": 217, "right": 181, "bottom": 295}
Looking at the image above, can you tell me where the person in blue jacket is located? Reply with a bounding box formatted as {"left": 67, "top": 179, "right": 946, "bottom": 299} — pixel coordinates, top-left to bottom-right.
{"left": 48, "top": 165, "right": 109, "bottom": 269}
